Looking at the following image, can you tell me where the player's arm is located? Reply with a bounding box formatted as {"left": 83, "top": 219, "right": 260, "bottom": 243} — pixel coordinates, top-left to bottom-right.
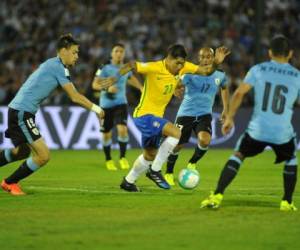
{"left": 91, "top": 76, "right": 117, "bottom": 91}
{"left": 220, "top": 86, "right": 229, "bottom": 123}
{"left": 127, "top": 75, "right": 143, "bottom": 92}
{"left": 62, "top": 82, "right": 104, "bottom": 118}
{"left": 222, "top": 83, "right": 252, "bottom": 135}
{"left": 195, "top": 46, "right": 231, "bottom": 75}
{"left": 119, "top": 61, "right": 137, "bottom": 75}
{"left": 174, "top": 80, "right": 185, "bottom": 99}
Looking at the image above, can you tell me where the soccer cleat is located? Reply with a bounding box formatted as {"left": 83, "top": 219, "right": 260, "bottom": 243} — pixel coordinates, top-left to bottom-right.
{"left": 119, "top": 158, "right": 130, "bottom": 170}
{"left": 106, "top": 160, "right": 117, "bottom": 171}
{"left": 146, "top": 168, "right": 171, "bottom": 189}
{"left": 164, "top": 173, "right": 175, "bottom": 186}
{"left": 187, "top": 163, "right": 196, "bottom": 170}
{"left": 200, "top": 192, "right": 223, "bottom": 209}
{"left": 1, "top": 180, "right": 26, "bottom": 196}
{"left": 120, "top": 177, "right": 140, "bottom": 192}
{"left": 280, "top": 200, "right": 298, "bottom": 212}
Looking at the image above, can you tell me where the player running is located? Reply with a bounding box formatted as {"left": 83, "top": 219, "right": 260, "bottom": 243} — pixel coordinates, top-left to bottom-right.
{"left": 92, "top": 43, "right": 143, "bottom": 171}
{"left": 164, "top": 47, "right": 229, "bottom": 186}
{"left": 119, "top": 44, "right": 230, "bottom": 192}
{"left": 201, "top": 35, "right": 300, "bottom": 211}
{"left": 0, "top": 34, "right": 113, "bottom": 195}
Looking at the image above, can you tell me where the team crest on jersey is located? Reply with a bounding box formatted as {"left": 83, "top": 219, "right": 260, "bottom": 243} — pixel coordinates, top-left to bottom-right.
{"left": 153, "top": 121, "right": 160, "bottom": 128}
{"left": 215, "top": 78, "right": 221, "bottom": 85}
{"left": 64, "top": 68, "right": 70, "bottom": 77}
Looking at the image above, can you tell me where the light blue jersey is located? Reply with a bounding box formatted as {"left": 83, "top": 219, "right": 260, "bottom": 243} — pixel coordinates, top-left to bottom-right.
{"left": 244, "top": 60, "right": 300, "bottom": 144}
{"left": 177, "top": 70, "right": 228, "bottom": 117}
{"left": 9, "top": 57, "right": 70, "bottom": 114}
{"left": 96, "top": 63, "right": 132, "bottom": 108}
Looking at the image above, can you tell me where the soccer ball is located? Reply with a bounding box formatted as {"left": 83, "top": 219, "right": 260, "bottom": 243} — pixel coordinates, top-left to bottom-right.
{"left": 178, "top": 168, "right": 200, "bottom": 190}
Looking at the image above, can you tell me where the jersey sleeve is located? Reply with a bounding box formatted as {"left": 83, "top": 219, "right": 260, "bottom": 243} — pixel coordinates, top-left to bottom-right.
{"left": 54, "top": 64, "right": 71, "bottom": 86}
{"left": 243, "top": 66, "right": 257, "bottom": 86}
{"left": 220, "top": 74, "right": 229, "bottom": 88}
{"left": 179, "top": 61, "right": 198, "bottom": 75}
{"left": 96, "top": 65, "right": 109, "bottom": 78}
{"left": 136, "top": 62, "right": 159, "bottom": 74}
{"left": 180, "top": 74, "right": 189, "bottom": 85}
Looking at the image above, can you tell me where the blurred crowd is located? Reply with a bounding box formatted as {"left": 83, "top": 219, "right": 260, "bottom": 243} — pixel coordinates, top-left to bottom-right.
{"left": 1, "top": 0, "right": 300, "bottom": 107}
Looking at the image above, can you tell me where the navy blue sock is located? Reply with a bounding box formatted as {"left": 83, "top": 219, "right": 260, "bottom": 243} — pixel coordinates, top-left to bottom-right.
{"left": 283, "top": 164, "right": 297, "bottom": 203}
{"left": 215, "top": 156, "right": 242, "bottom": 194}
{"left": 166, "top": 153, "right": 179, "bottom": 174}
{"left": 189, "top": 144, "right": 208, "bottom": 164}
{"left": 5, "top": 157, "right": 39, "bottom": 184}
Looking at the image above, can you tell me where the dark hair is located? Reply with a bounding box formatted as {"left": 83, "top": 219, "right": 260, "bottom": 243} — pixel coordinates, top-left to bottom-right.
{"left": 270, "top": 35, "right": 291, "bottom": 57}
{"left": 112, "top": 43, "right": 125, "bottom": 49}
{"left": 57, "top": 34, "right": 79, "bottom": 51}
{"left": 167, "top": 44, "right": 187, "bottom": 59}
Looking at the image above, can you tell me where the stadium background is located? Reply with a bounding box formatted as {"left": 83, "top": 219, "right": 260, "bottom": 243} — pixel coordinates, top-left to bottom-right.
{"left": 0, "top": 0, "right": 299, "bottom": 149}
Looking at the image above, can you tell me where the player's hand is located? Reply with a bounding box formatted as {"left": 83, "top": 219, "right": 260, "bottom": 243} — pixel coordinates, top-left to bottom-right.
{"left": 97, "top": 108, "right": 105, "bottom": 119}
{"left": 99, "top": 77, "right": 116, "bottom": 90}
{"left": 214, "top": 46, "right": 231, "bottom": 65}
{"left": 107, "top": 85, "right": 118, "bottom": 94}
{"left": 174, "top": 85, "right": 185, "bottom": 99}
{"left": 221, "top": 117, "right": 233, "bottom": 135}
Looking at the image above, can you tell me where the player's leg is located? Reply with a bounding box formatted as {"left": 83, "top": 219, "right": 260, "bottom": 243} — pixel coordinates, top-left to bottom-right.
{"left": 188, "top": 131, "right": 211, "bottom": 170}
{"left": 0, "top": 144, "right": 31, "bottom": 167}
{"left": 188, "top": 115, "right": 212, "bottom": 169}
{"left": 151, "top": 122, "right": 181, "bottom": 171}
{"left": 120, "top": 148, "right": 156, "bottom": 192}
{"left": 102, "top": 131, "right": 117, "bottom": 170}
{"left": 100, "top": 107, "right": 117, "bottom": 170}
{"left": 273, "top": 138, "right": 298, "bottom": 211}
{"left": 165, "top": 144, "right": 183, "bottom": 186}
{"left": 2, "top": 138, "right": 50, "bottom": 195}
{"left": 201, "top": 133, "right": 265, "bottom": 208}
{"left": 116, "top": 105, "right": 130, "bottom": 169}
{"left": 146, "top": 122, "right": 181, "bottom": 189}
{"left": 1, "top": 109, "right": 45, "bottom": 195}
{"left": 166, "top": 116, "right": 193, "bottom": 176}
{"left": 1, "top": 108, "right": 31, "bottom": 167}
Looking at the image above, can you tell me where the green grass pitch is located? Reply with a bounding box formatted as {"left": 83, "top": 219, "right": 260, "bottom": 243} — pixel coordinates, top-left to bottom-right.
{"left": 0, "top": 149, "right": 299, "bottom": 250}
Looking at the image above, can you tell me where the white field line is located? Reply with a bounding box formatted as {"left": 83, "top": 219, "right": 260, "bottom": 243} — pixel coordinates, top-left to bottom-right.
{"left": 25, "top": 185, "right": 298, "bottom": 198}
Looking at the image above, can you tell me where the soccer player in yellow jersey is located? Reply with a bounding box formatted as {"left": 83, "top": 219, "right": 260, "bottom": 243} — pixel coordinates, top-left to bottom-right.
{"left": 120, "top": 44, "right": 230, "bottom": 191}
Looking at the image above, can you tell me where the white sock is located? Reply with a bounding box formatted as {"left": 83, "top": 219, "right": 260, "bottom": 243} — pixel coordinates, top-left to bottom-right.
{"left": 151, "top": 136, "right": 179, "bottom": 171}
{"left": 126, "top": 154, "right": 152, "bottom": 183}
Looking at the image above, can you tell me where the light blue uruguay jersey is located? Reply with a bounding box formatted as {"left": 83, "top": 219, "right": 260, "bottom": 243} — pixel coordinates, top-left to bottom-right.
{"left": 244, "top": 60, "right": 300, "bottom": 144}
{"left": 177, "top": 70, "right": 228, "bottom": 117}
{"left": 96, "top": 63, "right": 132, "bottom": 108}
{"left": 9, "top": 57, "right": 70, "bottom": 114}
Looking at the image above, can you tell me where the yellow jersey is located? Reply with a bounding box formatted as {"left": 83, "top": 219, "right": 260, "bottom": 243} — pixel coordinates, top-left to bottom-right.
{"left": 133, "top": 60, "right": 198, "bottom": 118}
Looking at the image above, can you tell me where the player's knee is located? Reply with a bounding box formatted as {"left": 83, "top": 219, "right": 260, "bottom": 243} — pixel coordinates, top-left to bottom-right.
{"left": 199, "top": 138, "right": 210, "bottom": 148}
{"left": 198, "top": 133, "right": 211, "bottom": 147}
{"left": 173, "top": 127, "right": 181, "bottom": 139}
{"left": 36, "top": 151, "right": 50, "bottom": 166}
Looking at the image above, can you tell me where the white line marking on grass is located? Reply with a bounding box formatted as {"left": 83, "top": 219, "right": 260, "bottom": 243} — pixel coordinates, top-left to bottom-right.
{"left": 25, "top": 186, "right": 299, "bottom": 198}
{"left": 26, "top": 186, "right": 176, "bottom": 195}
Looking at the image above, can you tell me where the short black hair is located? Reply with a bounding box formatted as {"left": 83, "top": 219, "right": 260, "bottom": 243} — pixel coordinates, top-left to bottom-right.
{"left": 167, "top": 44, "right": 187, "bottom": 59}
{"left": 57, "top": 34, "right": 79, "bottom": 51}
{"left": 270, "top": 35, "right": 291, "bottom": 57}
{"left": 112, "top": 43, "right": 125, "bottom": 49}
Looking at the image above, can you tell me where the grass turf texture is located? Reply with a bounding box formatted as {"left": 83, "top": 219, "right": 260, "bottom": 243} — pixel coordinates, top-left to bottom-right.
{"left": 0, "top": 149, "right": 299, "bottom": 250}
